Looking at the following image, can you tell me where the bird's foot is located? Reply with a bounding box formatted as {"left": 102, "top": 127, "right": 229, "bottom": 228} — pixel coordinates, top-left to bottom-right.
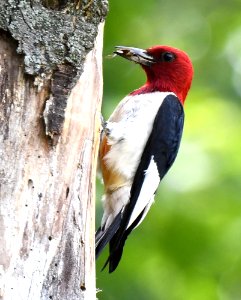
{"left": 103, "top": 121, "right": 125, "bottom": 143}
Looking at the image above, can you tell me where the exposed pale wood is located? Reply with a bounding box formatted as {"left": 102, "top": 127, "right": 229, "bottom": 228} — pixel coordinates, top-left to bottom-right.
{"left": 0, "top": 21, "right": 104, "bottom": 300}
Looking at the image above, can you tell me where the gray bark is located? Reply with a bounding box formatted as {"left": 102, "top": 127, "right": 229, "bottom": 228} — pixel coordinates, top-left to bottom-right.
{"left": 0, "top": 1, "right": 107, "bottom": 299}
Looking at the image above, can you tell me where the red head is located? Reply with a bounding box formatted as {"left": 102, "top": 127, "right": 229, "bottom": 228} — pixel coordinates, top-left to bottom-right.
{"left": 114, "top": 45, "right": 194, "bottom": 104}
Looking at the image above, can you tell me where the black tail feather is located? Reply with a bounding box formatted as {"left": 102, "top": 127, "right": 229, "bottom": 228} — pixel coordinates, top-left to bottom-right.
{"left": 95, "top": 211, "right": 122, "bottom": 259}
{"left": 107, "top": 207, "right": 146, "bottom": 273}
{"left": 96, "top": 202, "right": 146, "bottom": 272}
{"left": 108, "top": 233, "right": 126, "bottom": 273}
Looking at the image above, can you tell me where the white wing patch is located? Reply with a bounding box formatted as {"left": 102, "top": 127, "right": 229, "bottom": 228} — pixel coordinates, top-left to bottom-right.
{"left": 127, "top": 156, "right": 160, "bottom": 228}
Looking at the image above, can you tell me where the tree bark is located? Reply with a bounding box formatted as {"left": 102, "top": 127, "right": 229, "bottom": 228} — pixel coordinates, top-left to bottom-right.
{"left": 0, "top": 1, "right": 107, "bottom": 299}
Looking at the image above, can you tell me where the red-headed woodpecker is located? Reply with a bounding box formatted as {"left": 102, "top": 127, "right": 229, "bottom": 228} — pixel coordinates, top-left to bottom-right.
{"left": 96, "top": 45, "right": 194, "bottom": 273}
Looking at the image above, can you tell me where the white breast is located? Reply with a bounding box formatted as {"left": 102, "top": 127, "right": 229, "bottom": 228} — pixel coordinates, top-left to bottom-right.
{"left": 104, "top": 92, "right": 174, "bottom": 180}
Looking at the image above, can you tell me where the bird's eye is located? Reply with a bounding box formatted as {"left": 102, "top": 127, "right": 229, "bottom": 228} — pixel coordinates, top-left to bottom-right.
{"left": 162, "top": 52, "right": 175, "bottom": 62}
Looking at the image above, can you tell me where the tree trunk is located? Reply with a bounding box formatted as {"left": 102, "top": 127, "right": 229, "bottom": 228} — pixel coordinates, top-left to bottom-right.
{"left": 0, "top": 1, "right": 108, "bottom": 299}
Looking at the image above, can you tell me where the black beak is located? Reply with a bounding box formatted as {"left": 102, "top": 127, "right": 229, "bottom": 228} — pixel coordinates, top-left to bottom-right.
{"left": 114, "top": 46, "right": 155, "bottom": 66}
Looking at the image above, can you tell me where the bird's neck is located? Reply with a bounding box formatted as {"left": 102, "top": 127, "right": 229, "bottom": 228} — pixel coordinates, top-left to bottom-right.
{"left": 130, "top": 82, "right": 186, "bottom": 105}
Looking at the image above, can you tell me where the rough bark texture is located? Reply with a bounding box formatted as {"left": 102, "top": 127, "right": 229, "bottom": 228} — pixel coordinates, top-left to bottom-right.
{"left": 0, "top": 0, "right": 107, "bottom": 299}
{"left": 0, "top": 0, "right": 108, "bottom": 139}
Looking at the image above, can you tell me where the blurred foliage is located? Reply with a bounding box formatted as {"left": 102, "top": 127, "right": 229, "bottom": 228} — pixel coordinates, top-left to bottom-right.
{"left": 96, "top": 0, "right": 241, "bottom": 299}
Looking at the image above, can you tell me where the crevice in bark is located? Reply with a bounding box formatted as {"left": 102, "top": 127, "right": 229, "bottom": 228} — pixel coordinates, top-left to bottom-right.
{"left": 43, "top": 64, "right": 78, "bottom": 141}
{"left": 41, "top": 0, "right": 69, "bottom": 10}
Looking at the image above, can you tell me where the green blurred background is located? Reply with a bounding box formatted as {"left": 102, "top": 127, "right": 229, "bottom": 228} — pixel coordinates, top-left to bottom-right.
{"left": 96, "top": 0, "right": 241, "bottom": 299}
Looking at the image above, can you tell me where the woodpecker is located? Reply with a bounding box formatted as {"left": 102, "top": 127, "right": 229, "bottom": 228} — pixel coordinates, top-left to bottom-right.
{"left": 96, "top": 45, "right": 194, "bottom": 273}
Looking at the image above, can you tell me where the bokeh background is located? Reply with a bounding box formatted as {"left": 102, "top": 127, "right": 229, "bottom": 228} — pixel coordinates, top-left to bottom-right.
{"left": 96, "top": 1, "right": 241, "bottom": 299}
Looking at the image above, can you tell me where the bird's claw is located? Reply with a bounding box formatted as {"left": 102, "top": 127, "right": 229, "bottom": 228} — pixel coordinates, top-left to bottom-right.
{"left": 100, "top": 115, "right": 111, "bottom": 137}
{"left": 103, "top": 121, "right": 111, "bottom": 137}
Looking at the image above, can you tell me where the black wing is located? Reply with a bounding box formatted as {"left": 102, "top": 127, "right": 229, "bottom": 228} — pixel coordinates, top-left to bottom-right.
{"left": 96, "top": 94, "right": 184, "bottom": 272}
